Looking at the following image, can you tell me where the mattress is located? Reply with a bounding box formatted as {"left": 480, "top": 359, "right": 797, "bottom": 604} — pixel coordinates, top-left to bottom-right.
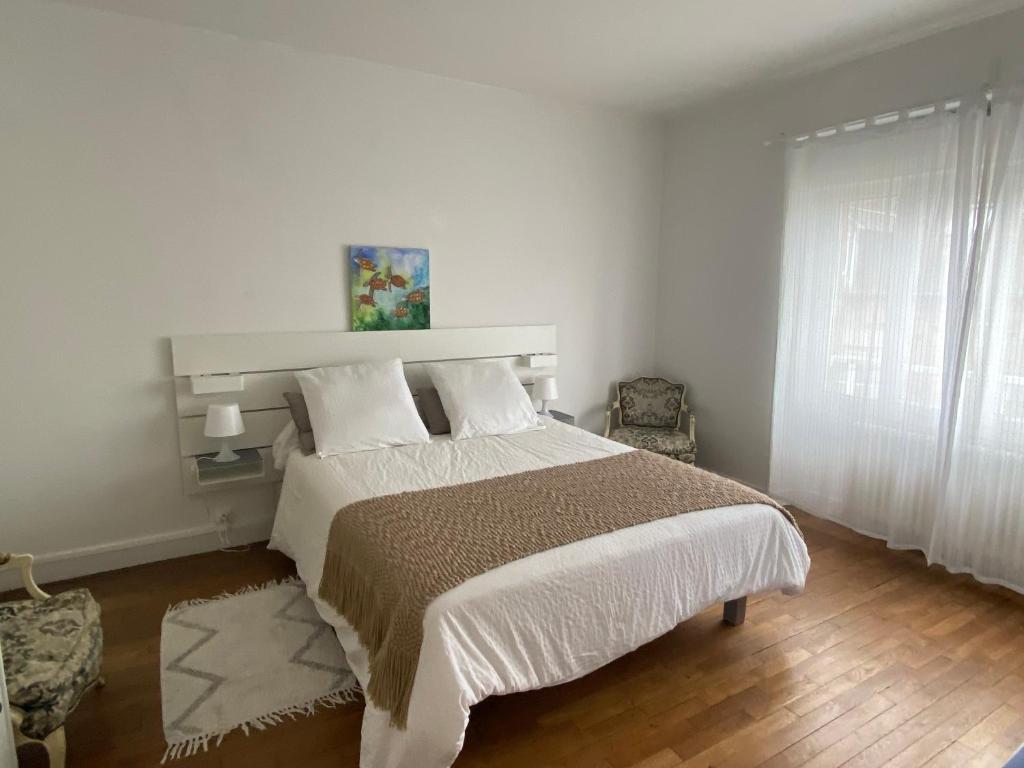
{"left": 269, "top": 418, "right": 810, "bottom": 768}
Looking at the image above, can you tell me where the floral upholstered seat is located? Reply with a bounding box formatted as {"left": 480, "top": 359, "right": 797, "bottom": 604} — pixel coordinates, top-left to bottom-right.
{"left": 1, "top": 552, "right": 104, "bottom": 768}
{"left": 605, "top": 377, "right": 696, "bottom": 463}
{"left": 607, "top": 424, "right": 696, "bottom": 457}
{"left": 1, "top": 589, "right": 103, "bottom": 740}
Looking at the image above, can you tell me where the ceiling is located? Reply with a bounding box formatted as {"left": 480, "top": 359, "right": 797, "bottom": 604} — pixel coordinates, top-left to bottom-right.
{"left": 59, "top": 0, "right": 1024, "bottom": 113}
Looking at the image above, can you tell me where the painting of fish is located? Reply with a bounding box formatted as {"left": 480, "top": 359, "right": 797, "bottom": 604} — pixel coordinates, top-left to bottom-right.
{"left": 349, "top": 245, "right": 430, "bottom": 331}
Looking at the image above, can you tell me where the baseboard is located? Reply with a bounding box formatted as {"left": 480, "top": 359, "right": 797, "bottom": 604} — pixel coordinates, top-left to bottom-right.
{"left": 0, "top": 514, "right": 275, "bottom": 592}
{"left": 2, "top": 470, "right": 771, "bottom": 593}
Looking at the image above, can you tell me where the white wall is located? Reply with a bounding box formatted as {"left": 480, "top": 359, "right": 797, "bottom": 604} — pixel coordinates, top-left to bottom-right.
{"left": 0, "top": 0, "right": 665, "bottom": 581}
{"left": 655, "top": 6, "right": 1024, "bottom": 490}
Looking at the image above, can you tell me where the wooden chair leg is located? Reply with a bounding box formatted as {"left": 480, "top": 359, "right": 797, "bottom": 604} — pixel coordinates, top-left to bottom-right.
{"left": 14, "top": 723, "right": 66, "bottom": 768}
{"left": 723, "top": 596, "right": 747, "bottom": 626}
{"left": 43, "top": 726, "right": 67, "bottom": 768}
{"left": 11, "top": 678, "right": 100, "bottom": 767}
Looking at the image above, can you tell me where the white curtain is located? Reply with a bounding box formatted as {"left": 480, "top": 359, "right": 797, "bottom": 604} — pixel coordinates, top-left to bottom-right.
{"left": 770, "top": 87, "right": 1024, "bottom": 592}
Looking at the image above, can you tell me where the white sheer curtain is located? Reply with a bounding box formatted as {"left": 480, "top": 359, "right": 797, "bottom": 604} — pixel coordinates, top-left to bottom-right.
{"left": 770, "top": 87, "right": 1024, "bottom": 592}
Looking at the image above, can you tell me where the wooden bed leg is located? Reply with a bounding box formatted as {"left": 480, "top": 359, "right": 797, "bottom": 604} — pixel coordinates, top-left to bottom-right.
{"left": 723, "top": 597, "right": 747, "bottom": 626}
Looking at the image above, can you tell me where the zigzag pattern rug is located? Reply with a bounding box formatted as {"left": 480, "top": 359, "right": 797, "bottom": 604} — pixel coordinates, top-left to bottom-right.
{"left": 160, "top": 576, "right": 360, "bottom": 761}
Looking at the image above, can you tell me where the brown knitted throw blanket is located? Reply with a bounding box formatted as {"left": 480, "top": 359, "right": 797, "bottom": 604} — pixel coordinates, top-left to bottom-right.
{"left": 318, "top": 449, "right": 797, "bottom": 728}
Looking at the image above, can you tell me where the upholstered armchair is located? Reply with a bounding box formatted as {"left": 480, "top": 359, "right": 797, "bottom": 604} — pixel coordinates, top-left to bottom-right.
{"left": 604, "top": 377, "right": 696, "bottom": 463}
{"left": 0, "top": 552, "right": 104, "bottom": 768}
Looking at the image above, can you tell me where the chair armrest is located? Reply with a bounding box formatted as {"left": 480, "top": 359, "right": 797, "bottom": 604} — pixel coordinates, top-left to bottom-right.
{"left": 0, "top": 552, "right": 50, "bottom": 600}
{"left": 604, "top": 401, "right": 621, "bottom": 438}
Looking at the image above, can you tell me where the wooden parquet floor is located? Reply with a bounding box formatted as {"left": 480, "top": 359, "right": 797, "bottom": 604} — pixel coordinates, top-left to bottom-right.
{"left": 10, "top": 509, "right": 1024, "bottom": 768}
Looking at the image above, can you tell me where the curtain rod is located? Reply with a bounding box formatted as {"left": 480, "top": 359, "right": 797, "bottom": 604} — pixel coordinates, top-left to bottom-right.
{"left": 762, "top": 85, "right": 993, "bottom": 147}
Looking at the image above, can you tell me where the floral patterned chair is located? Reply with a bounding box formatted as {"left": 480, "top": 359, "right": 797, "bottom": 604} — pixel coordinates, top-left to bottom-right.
{"left": 604, "top": 377, "right": 696, "bottom": 463}
{"left": 0, "top": 552, "right": 104, "bottom": 768}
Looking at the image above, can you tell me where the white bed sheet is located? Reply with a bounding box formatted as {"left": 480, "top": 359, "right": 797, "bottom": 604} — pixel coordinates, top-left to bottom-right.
{"left": 269, "top": 419, "right": 810, "bottom": 768}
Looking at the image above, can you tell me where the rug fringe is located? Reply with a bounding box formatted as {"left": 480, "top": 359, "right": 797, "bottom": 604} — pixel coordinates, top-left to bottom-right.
{"left": 165, "top": 574, "right": 303, "bottom": 615}
{"left": 161, "top": 733, "right": 216, "bottom": 763}
{"left": 161, "top": 684, "right": 362, "bottom": 763}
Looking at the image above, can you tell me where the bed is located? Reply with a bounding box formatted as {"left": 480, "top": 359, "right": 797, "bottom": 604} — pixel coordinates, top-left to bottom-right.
{"left": 268, "top": 418, "right": 810, "bottom": 768}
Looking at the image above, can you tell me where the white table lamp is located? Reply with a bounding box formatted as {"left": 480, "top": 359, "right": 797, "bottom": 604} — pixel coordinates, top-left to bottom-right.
{"left": 534, "top": 375, "right": 558, "bottom": 417}
{"left": 204, "top": 403, "right": 245, "bottom": 462}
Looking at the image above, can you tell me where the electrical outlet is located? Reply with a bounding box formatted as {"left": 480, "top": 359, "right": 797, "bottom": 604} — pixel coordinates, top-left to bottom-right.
{"left": 210, "top": 507, "right": 231, "bottom": 530}
{"left": 203, "top": 499, "right": 238, "bottom": 550}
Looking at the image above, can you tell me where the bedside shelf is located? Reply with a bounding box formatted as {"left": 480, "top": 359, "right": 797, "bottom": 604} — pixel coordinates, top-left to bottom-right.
{"left": 194, "top": 447, "right": 264, "bottom": 487}
{"left": 548, "top": 410, "right": 575, "bottom": 426}
{"left": 180, "top": 446, "right": 282, "bottom": 495}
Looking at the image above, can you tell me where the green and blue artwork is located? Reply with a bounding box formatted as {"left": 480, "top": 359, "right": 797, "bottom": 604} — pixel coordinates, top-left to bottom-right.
{"left": 350, "top": 245, "right": 430, "bottom": 331}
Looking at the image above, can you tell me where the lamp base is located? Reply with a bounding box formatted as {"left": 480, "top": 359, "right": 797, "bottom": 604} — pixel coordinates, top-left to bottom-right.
{"left": 538, "top": 400, "right": 552, "bottom": 417}
{"left": 212, "top": 441, "right": 240, "bottom": 463}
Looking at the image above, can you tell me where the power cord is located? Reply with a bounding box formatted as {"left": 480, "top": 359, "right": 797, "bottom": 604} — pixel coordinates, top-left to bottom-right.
{"left": 200, "top": 495, "right": 250, "bottom": 553}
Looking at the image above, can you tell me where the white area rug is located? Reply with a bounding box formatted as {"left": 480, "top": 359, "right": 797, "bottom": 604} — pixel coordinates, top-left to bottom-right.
{"left": 160, "top": 576, "right": 360, "bottom": 761}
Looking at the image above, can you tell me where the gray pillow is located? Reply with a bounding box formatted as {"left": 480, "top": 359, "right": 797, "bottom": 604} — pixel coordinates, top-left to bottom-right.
{"left": 417, "top": 386, "right": 451, "bottom": 435}
{"left": 283, "top": 392, "right": 316, "bottom": 455}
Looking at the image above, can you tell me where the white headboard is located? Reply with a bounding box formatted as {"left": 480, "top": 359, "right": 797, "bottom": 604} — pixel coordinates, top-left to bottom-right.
{"left": 171, "top": 325, "right": 557, "bottom": 493}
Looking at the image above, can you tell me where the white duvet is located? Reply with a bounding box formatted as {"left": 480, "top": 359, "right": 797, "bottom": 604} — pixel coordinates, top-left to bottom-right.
{"left": 268, "top": 419, "right": 809, "bottom": 768}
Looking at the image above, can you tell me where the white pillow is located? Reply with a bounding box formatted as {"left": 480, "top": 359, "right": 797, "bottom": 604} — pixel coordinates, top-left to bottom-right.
{"left": 426, "top": 361, "right": 541, "bottom": 440}
{"left": 295, "top": 359, "right": 429, "bottom": 456}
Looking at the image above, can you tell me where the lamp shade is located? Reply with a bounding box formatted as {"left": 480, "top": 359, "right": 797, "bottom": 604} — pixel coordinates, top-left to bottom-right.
{"left": 533, "top": 375, "right": 558, "bottom": 401}
{"left": 204, "top": 403, "right": 245, "bottom": 438}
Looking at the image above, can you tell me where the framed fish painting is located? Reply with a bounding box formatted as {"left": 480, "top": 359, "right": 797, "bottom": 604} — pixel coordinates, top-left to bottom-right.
{"left": 350, "top": 245, "right": 430, "bottom": 331}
